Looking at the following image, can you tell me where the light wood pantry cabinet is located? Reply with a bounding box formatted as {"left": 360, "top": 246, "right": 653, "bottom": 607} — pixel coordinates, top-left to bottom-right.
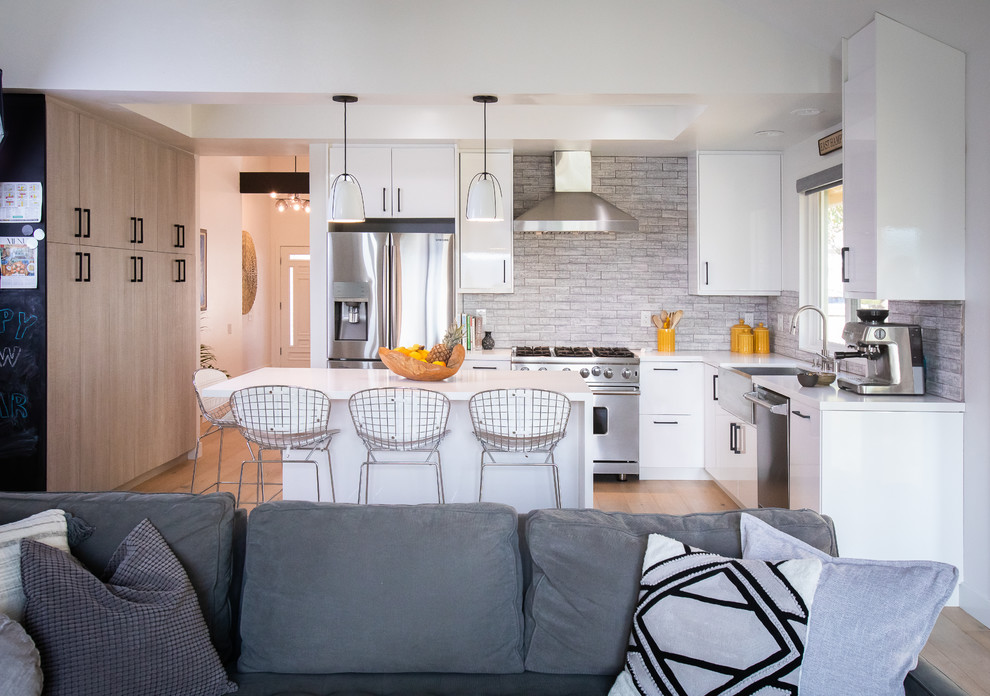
{"left": 44, "top": 97, "right": 197, "bottom": 491}
{"left": 841, "top": 14, "right": 965, "bottom": 301}
{"left": 330, "top": 145, "right": 457, "bottom": 218}
{"left": 638, "top": 361, "right": 704, "bottom": 479}
{"left": 458, "top": 150, "right": 513, "bottom": 293}
{"left": 687, "top": 152, "right": 781, "bottom": 296}
{"left": 44, "top": 101, "right": 113, "bottom": 247}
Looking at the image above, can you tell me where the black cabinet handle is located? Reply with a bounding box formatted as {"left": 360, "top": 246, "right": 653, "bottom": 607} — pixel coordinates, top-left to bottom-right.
{"left": 137, "top": 217, "right": 144, "bottom": 244}
{"left": 653, "top": 420, "right": 679, "bottom": 425}
{"left": 704, "top": 261, "right": 710, "bottom": 286}
{"left": 73, "top": 252, "right": 92, "bottom": 282}
{"left": 471, "top": 365, "right": 497, "bottom": 370}
{"left": 74, "top": 208, "right": 82, "bottom": 238}
{"left": 712, "top": 373, "right": 719, "bottom": 401}
{"left": 130, "top": 255, "right": 144, "bottom": 283}
{"left": 83, "top": 209, "right": 91, "bottom": 238}
{"left": 653, "top": 367, "right": 678, "bottom": 371}
{"left": 841, "top": 246, "right": 850, "bottom": 283}
{"left": 130, "top": 217, "right": 137, "bottom": 243}
{"left": 382, "top": 188, "right": 387, "bottom": 213}
{"left": 83, "top": 253, "right": 91, "bottom": 282}
{"left": 729, "top": 422, "right": 737, "bottom": 453}
{"left": 397, "top": 188, "right": 401, "bottom": 213}
{"left": 792, "top": 410, "right": 811, "bottom": 419}
{"left": 174, "top": 224, "right": 185, "bottom": 249}
{"left": 503, "top": 259, "right": 507, "bottom": 283}
{"left": 174, "top": 258, "right": 186, "bottom": 283}
{"left": 74, "top": 252, "right": 83, "bottom": 282}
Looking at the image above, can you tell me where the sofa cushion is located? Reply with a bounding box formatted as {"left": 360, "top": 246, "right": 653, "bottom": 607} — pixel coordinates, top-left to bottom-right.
{"left": 20, "top": 519, "right": 237, "bottom": 696}
{"left": 740, "top": 513, "right": 958, "bottom": 696}
{"left": 523, "top": 507, "right": 836, "bottom": 675}
{"left": 0, "top": 612, "right": 43, "bottom": 696}
{"left": 609, "top": 533, "right": 821, "bottom": 696}
{"left": 0, "top": 509, "right": 69, "bottom": 622}
{"left": 237, "top": 501, "right": 525, "bottom": 674}
{"left": 0, "top": 491, "right": 237, "bottom": 661}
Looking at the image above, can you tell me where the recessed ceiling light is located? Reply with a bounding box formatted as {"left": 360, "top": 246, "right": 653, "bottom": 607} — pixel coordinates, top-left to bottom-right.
{"left": 791, "top": 107, "right": 823, "bottom": 116}
{"left": 755, "top": 129, "right": 785, "bottom": 137}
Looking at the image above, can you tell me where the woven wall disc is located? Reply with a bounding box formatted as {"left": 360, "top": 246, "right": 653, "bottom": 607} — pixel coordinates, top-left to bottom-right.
{"left": 242, "top": 230, "right": 258, "bottom": 315}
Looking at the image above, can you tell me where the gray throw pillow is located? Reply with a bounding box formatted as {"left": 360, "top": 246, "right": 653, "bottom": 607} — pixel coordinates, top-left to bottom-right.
{"left": 740, "top": 513, "right": 958, "bottom": 696}
{"left": 0, "top": 612, "right": 43, "bottom": 696}
{"left": 20, "top": 518, "right": 237, "bottom": 696}
{"left": 609, "top": 533, "right": 821, "bottom": 696}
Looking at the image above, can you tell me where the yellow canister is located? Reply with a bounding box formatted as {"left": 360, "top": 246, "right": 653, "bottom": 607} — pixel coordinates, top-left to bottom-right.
{"left": 657, "top": 328, "right": 676, "bottom": 352}
{"left": 730, "top": 319, "right": 751, "bottom": 352}
{"left": 738, "top": 331, "right": 754, "bottom": 354}
{"left": 753, "top": 322, "right": 770, "bottom": 354}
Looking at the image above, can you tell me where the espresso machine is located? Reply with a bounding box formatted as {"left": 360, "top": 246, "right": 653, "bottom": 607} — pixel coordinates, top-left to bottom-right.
{"left": 835, "top": 309, "right": 926, "bottom": 395}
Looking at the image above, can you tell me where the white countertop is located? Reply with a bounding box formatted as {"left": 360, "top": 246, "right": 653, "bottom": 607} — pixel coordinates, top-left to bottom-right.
{"left": 205, "top": 366, "right": 592, "bottom": 401}
{"left": 638, "top": 349, "right": 964, "bottom": 412}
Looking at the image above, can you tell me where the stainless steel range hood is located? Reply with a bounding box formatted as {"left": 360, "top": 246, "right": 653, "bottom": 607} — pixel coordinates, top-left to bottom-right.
{"left": 513, "top": 151, "right": 639, "bottom": 232}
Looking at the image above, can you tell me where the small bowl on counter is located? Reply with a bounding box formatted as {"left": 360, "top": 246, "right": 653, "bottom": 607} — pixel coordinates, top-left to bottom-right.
{"left": 797, "top": 371, "right": 836, "bottom": 387}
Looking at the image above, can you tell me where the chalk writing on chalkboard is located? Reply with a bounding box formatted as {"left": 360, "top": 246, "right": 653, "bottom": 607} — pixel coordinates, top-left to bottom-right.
{"left": 0, "top": 309, "right": 38, "bottom": 339}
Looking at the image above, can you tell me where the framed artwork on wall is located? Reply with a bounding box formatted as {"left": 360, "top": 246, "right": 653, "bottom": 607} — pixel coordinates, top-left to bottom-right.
{"left": 200, "top": 229, "right": 207, "bottom": 310}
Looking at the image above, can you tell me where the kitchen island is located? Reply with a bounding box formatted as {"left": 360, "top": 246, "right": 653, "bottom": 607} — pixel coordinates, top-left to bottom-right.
{"left": 201, "top": 367, "right": 593, "bottom": 512}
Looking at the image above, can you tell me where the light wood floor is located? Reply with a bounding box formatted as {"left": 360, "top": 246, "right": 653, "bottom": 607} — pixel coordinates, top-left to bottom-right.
{"left": 129, "top": 424, "right": 990, "bottom": 694}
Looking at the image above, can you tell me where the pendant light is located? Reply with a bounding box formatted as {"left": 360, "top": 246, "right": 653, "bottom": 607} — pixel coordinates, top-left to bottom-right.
{"left": 465, "top": 95, "right": 503, "bottom": 221}
{"left": 328, "top": 95, "right": 365, "bottom": 223}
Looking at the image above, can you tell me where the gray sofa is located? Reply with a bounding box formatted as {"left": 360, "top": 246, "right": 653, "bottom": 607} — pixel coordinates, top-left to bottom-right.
{"left": 0, "top": 490, "right": 967, "bottom": 696}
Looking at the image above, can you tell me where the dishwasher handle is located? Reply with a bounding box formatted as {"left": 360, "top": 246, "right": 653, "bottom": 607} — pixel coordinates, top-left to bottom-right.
{"left": 744, "top": 390, "right": 789, "bottom": 416}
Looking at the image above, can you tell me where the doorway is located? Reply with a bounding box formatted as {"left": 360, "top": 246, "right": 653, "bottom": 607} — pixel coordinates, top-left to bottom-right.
{"left": 278, "top": 247, "right": 311, "bottom": 367}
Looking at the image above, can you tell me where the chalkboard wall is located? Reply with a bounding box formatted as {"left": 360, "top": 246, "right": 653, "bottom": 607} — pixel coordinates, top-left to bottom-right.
{"left": 0, "top": 94, "right": 48, "bottom": 490}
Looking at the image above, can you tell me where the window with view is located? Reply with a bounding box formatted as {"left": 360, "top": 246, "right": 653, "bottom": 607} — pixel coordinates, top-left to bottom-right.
{"left": 801, "top": 179, "right": 886, "bottom": 354}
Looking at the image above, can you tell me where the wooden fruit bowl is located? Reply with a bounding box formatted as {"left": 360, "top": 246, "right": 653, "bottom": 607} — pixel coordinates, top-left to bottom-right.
{"left": 378, "top": 344, "right": 466, "bottom": 381}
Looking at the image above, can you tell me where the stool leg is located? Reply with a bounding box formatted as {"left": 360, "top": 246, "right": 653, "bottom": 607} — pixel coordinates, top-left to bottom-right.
{"left": 435, "top": 451, "right": 445, "bottom": 504}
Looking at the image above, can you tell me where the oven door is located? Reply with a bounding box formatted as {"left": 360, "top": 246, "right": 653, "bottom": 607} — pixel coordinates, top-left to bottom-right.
{"left": 590, "top": 386, "right": 640, "bottom": 475}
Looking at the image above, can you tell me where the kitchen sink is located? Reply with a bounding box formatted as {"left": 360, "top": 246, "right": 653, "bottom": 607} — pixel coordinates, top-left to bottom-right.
{"left": 731, "top": 366, "right": 804, "bottom": 376}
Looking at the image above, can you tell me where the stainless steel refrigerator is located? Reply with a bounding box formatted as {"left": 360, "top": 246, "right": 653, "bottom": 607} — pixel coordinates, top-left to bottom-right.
{"left": 328, "top": 219, "right": 455, "bottom": 368}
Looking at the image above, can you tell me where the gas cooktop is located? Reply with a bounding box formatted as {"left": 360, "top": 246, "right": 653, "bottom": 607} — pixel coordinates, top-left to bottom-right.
{"left": 512, "top": 346, "right": 636, "bottom": 360}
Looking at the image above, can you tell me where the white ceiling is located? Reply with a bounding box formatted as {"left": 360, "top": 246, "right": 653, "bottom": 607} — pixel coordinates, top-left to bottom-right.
{"left": 0, "top": 0, "right": 915, "bottom": 157}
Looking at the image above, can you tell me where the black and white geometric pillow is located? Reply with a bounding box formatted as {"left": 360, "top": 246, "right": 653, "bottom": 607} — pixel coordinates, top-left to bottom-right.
{"left": 609, "top": 533, "right": 821, "bottom": 696}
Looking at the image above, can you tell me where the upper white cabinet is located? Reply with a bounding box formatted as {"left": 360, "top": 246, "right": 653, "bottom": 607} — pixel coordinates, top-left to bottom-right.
{"left": 688, "top": 152, "right": 781, "bottom": 296}
{"left": 842, "top": 14, "right": 965, "bottom": 300}
{"left": 330, "top": 146, "right": 456, "bottom": 218}
{"left": 458, "top": 150, "right": 514, "bottom": 293}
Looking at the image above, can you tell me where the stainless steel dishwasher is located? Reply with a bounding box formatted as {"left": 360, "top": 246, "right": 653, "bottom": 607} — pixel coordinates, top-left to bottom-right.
{"left": 744, "top": 386, "right": 790, "bottom": 508}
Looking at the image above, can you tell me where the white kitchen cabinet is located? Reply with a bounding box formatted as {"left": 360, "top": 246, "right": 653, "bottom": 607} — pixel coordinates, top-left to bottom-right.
{"left": 638, "top": 362, "right": 704, "bottom": 479}
{"left": 457, "top": 150, "right": 513, "bottom": 293}
{"left": 687, "top": 152, "right": 781, "bottom": 296}
{"left": 788, "top": 402, "right": 821, "bottom": 512}
{"left": 330, "top": 146, "right": 456, "bottom": 218}
{"left": 460, "top": 354, "right": 510, "bottom": 371}
{"left": 842, "top": 14, "right": 965, "bottom": 300}
{"left": 712, "top": 408, "right": 757, "bottom": 508}
{"left": 784, "top": 404, "right": 963, "bottom": 586}
{"left": 703, "top": 363, "right": 719, "bottom": 478}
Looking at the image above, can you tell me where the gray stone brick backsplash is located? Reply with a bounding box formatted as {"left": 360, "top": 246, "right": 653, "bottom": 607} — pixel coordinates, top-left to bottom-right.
{"left": 461, "top": 155, "right": 964, "bottom": 401}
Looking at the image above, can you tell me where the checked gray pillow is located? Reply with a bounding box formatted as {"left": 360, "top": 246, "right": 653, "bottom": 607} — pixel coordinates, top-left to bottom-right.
{"left": 20, "top": 518, "right": 237, "bottom": 696}
{"left": 609, "top": 533, "right": 821, "bottom": 696}
{"left": 740, "top": 513, "right": 958, "bottom": 696}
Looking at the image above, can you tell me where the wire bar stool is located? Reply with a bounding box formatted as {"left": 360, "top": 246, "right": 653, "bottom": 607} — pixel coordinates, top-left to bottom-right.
{"left": 228, "top": 385, "right": 339, "bottom": 506}
{"left": 190, "top": 368, "right": 253, "bottom": 495}
{"left": 468, "top": 388, "right": 571, "bottom": 509}
{"left": 348, "top": 387, "right": 451, "bottom": 504}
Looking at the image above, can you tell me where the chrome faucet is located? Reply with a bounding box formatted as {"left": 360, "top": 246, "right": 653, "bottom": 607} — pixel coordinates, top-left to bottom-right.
{"left": 789, "top": 305, "right": 835, "bottom": 372}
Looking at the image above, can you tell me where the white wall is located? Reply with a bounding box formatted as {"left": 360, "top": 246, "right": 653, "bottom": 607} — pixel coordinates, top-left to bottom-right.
{"left": 198, "top": 156, "right": 248, "bottom": 377}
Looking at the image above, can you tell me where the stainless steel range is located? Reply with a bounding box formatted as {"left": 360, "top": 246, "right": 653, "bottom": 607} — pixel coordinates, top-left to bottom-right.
{"left": 511, "top": 346, "right": 640, "bottom": 477}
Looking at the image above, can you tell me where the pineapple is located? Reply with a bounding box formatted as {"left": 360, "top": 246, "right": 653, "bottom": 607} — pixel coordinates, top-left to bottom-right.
{"left": 426, "top": 323, "right": 464, "bottom": 364}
